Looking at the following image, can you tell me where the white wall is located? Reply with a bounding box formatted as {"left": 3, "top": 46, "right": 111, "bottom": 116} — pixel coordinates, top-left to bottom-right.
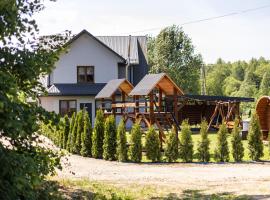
{"left": 39, "top": 96, "right": 96, "bottom": 124}
{"left": 52, "top": 33, "right": 123, "bottom": 84}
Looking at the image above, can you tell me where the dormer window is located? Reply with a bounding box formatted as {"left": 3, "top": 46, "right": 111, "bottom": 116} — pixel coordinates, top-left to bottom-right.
{"left": 77, "top": 66, "right": 94, "bottom": 83}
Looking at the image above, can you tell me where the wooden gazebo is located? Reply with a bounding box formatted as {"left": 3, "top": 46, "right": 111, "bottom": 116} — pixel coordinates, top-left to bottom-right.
{"left": 256, "top": 96, "right": 270, "bottom": 139}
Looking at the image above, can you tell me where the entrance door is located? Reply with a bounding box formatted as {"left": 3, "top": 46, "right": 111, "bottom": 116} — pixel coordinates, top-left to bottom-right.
{"left": 80, "top": 103, "right": 92, "bottom": 124}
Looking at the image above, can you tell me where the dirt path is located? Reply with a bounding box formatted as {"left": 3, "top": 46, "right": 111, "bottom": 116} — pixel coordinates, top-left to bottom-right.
{"left": 57, "top": 154, "right": 270, "bottom": 197}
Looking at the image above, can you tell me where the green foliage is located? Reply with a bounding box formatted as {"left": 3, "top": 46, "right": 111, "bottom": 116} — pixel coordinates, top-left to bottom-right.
{"left": 67, "top": 113, "right": 76, "bottom": 152}
{"left": 197, "top": 120, "right": 210, "bottom": 162}
{"left": 129, "top": 123, "right": 142, "bottom": 162}
{"left": 259, "top": 71, "right": 270, "bottom": 96}
{"left": 80, "top": 110, "right": 92, "bottom": 157}
{"left": 231, "top": 118, "right": 244, "bottom": 162}
{"left": 62, "top": 115, "right": 70, "bottom": 149}
{"left": 165, "top": 128, "right": 179, "bottom": 162}
{"left": 145, "top": 126, "right": 161, "bottom": 162}
{"left": 116, "top": 119, "right": 128, "bottom": 162}
{"left": 74, "top": 110, "right": 84, "bottom": 154}
{"left": 103, "top": 115, "right": 117, "bottom": 161}
{"left": 179, "top": 120, "right": 193, "bottom": 162}
{"left": 92, "top": 110, "right": 105, "bottom": 159}
{"left": 148, "top": 25, "right": 203, "bottom": 94}
{"left": 70, "top": 113, "right": 79, "bottom": 154}
{"left": 0, "top": 0, "right": 71, "bottom": 197}
{"left": 248, "top": 113, "right": 264, "bottom": 161}
{"left": 214, "top": 123, "right": 230, "bottom": 162}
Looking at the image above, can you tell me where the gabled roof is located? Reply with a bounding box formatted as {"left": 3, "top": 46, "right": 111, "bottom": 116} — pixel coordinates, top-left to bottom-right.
{"left": 66, "top": 30, "right": 126, "bottom": 62}
{"left": 129, "top": 73, "right": 184, "bottom": 96}
{"left": 97, "top": 36, "right": 147, "bottom": 64}
{"left": 95, "top": 79, "right": 134, "bottom": 99}
{"left": 44, "top": 83, "right": 106, "bottom": 96}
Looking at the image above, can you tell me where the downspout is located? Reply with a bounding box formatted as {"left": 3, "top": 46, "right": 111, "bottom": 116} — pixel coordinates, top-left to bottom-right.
{"left": 126, "top": 35, "right": 131, "bottom": 82}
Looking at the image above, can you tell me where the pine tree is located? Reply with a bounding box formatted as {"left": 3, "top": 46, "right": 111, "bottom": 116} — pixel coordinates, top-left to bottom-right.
{"left": 103, "top": 115, "right": 117, "bottom": 160}
{"left": 62, "top": 115, "right": 70, "bottom": 149}
{"left": 231, "top": 118, "right": 244, "bottom": 162}
{"left": 92, "top": 109, "right": 105, "bottom": 159}
{"left": 259, "top": 71, "right": 270, "bottom": 96}
{"left": 145, "top": 126, "right": 161, "bottom": 162}
{"left": 74, "top": 110, "right": 84, "bottom": 154}
{"left": 116, "top": 119, "right": 128, "bottom": 162}
{"left": 129, "top": 123, "right": 142, "bottom": 162}
{"left": 80, "top": 110, "right": 92, "bottom": 157}
{"left": 67, "top": 113, "right": 75, "bottom": 152}
{"left": 197, "top": 119, "right": 210, "bottom": 162}
{"left": 179, "top": 120, "right": 193, "bottom": 162}
{"left": 248, "top": 113, "right": 264, "bottom": 161}
{"left": 70, "top": 112, "right": 79, "bottom": 153}
{"left": 165, "top": 127, "right": 179, "bottom": 162}
{"left": 214, "top": 122, "right": 229, "bottom": 162}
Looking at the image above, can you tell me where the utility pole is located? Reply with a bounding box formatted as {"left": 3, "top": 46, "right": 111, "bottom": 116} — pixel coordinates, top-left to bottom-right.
{"left": 201, "top": 64, "right": 206, "bottom": 95}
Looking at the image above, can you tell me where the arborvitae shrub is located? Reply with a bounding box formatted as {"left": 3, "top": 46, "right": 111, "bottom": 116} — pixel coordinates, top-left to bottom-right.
{"left": 165, "top": 127, "right": 179, "bottom": 162}
{"left": 74, "top": 110, "right": 84, "bottom": 154}
{"left": 214, "top": 122, "right": 229, "bottom": 162}
{"left": 248, "top": 113, "right": 264, "bottom": 161}
{"left": 80, "top": 110, "right": 92, "bottom": 157}
{"left": 116, "top": 119, "right": 128, "bottom": 162}
{"left": 62, "top": 115, "right": 70, "bottom": 149}
{"left": 70, "top": 112, "right": 79, "bottom": 153}
{"left": 197, "top": 119, "right": 210, "bottom": 162}
{"left": 145, "top": 126, "right": 161, "bottom": 162}
{"left": 231, "top": 118, "right": 244, "bottom": 162}
{"left": 179, "top": 120, "right": 193, "bottom": 162}
{"left": 92, "top": 109, "right": 105, "bottom": 158}
{"left": 103, "top": 115, "right": 117, "bottom": 160}
{"left": 67, "top": 113, "right": 75, "bottom": 152}
{"left": 129, "top": 123, "right": 142, "bottom": 162}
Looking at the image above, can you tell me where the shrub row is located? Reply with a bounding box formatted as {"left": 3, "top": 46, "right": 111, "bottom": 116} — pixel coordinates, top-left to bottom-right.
{"left": 41, "top": 111, "right": 267, "bottom": 162}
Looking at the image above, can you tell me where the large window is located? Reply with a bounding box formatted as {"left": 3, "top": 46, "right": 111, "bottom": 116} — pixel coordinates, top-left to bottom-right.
{"left": 59, "top": 100, "right": 76, "bottom": 116}
{"left": 77, "top": 66, "right": 94, "bottom": 83}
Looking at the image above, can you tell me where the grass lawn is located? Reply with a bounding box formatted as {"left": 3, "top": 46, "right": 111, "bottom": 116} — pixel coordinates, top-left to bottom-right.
{"left": 51, "top": 178, "right": 251, "bottom": 200}
{"left": 127, "top": 131, "right": 270, "bottom": 162}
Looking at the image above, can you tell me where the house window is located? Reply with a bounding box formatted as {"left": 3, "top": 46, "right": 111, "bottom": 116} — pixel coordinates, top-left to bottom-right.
{"left": 77, "top": 66, "right": 94, "bottom": 83}
{"left": 59, "top": 100, "right": 76, "bottom": 116}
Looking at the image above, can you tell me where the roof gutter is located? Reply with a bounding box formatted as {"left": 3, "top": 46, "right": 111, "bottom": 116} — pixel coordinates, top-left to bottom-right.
{"left": 126, "top": 35, "right": 131, "bottom": 82}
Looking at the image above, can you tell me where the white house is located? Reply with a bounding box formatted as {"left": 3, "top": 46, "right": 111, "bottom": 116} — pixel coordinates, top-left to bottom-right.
{"left": 39, "top": 30, "right": 148, "bottom": 123}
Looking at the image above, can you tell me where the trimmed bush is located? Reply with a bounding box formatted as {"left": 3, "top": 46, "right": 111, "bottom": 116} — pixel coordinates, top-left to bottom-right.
{"left": 92, "top": 109, "right": 105, "bottom": 158}
{"left": 179, "top": 120, "right": 193, "bottom": 162}
{"left": 165, "top": 127, "right": 179, "bottom": 162}
{"left": 145, "top": 126, "right": 161, "bottom": 162}
{"left": 80, "top": 110, "right": 92, "bottom": 157}
{"left": 129, "top": 123, "right": 142, "bottom": 162}
{"left": 197, "top": 119, "right": 210, "bottom": 162}
{"left": 67, "top": 113, "right": 76, "bottom": 152}
{"left": 70, "top": 113, "right": 79, "bottom": 153}
{"left": 231, "top": 118, "right": 244, "bottom": 162}
{"left": 248, "top": 113, "right": 264, "bottom": 161}
{"left": 62, "top": 115, "right": 70, "bottom": 149}
{"left": 116, "top": 119, "right": 128, "bottom": 162}
{"left": 74, "top": 110, "right": 84, "bottom": 154}
{"left": 103, "top": 115, "right": 117, "bottom": 160}
{"left": 214, "top": 122, "right": 229, "bottom": 162}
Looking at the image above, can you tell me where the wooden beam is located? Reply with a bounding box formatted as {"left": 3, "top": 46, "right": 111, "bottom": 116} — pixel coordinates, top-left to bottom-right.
{"left": 121, "top": 91, "right": 125, "bottom": 114}
{"left": 111, "top": 94, "right": 116, "bottom": 115}
{"left": 158, "top": 88, "right": 162, "bottom": 113}
{"left": 149, "top": 91, "right": 154, "bottom": 125}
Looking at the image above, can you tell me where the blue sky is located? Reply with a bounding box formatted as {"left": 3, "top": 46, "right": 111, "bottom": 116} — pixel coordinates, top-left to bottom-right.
{"left": 34, "top": 0, "right": 270, "bottom": 63}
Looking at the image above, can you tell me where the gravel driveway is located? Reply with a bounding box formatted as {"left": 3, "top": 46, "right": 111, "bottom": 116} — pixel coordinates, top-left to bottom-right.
{"left": 58, "top": 154, "right": 270, "bottom": 196}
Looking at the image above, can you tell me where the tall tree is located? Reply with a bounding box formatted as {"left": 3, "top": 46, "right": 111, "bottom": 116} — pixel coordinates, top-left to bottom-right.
{"left": 0, "top": 0, "right": 69, "bottom": 198}
{"left": 92, "top": 109, "right": 105, "bottom": 158}
{"left": 103, "top": 115, "right": 117, "bottom": 161}
{"left": 179, "top": 120, "right": 193, "bottom": 162}
{"left": 197, "top": 119, "right": 210, "bottom": 162}
{"left": 258, "top": 71, "right": 270, "bottom": 96}
{"left": 80, "top": 110, "right": 92, "bottom": 157}
{"left": 148, "top": 25, "right": 203, "bottom": 94}
{"left": 116, "top": 119, "right": 128, "bottom": 162}
{"left": 214, "top": 122, "right": 230, "bottom": 162}
{"left": 231, "top": 118, "right": 244, "bottom": 162}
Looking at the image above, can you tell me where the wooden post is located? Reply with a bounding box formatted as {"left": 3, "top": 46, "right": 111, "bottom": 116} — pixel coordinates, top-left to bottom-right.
{"left": 121, "top": 91, "right": 125, "bottom": 114}
{"left": 158, "top": 88, "right": 162, "bottom": 113}
{"left": 173, "top": 88, "right": 178, "bottom": 134}
{"left": 101, "top": 98, "right": 105, "bottom": 111}
{"left": 149, "top": 91, "right": 154, "bottom": 125}
{"left": 135, "top": 95, "right": 139, "bottom": 114}
{"left": 111, "top": 94, "right": 116, "bottom": 115}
